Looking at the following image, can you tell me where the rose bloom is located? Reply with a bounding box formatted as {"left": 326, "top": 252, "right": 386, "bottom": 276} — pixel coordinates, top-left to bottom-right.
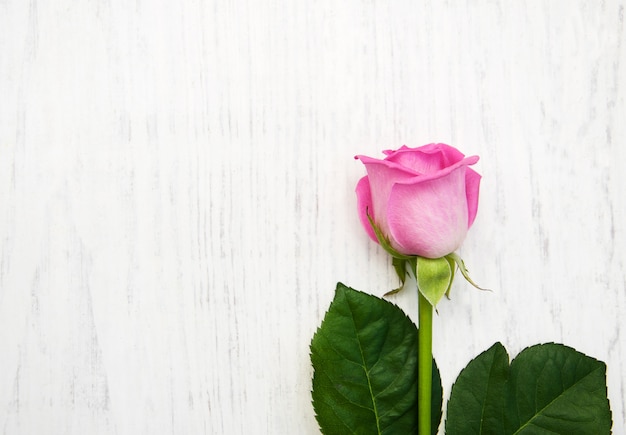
{"left": 355, "top": 143, "right": 481, "bottom": 259}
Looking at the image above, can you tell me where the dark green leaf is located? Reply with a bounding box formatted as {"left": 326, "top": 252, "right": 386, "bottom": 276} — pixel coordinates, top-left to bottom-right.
{"left": 431, "top": 357, "right": 443, "bottom": 435}
{"left": 446, "top": 342, "right": 612, "bottom": 435}
{"left": 506, "top": 343, "right": 612, "bottom": 434}
{"left": 446, "top": 343, "right": 509, "bottom": 435}
{"left": 311, "top": 283, "right": 442, "bottom": 435}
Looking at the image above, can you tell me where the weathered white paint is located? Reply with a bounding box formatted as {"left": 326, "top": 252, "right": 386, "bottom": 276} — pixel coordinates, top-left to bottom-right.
{"left": 1, "top": 1, "right": 624, "bottom": 433}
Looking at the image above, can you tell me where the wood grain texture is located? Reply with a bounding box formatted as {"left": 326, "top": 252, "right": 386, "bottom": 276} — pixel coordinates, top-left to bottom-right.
{"left": 1, "top": 1, "right": 624, "bottom": 433}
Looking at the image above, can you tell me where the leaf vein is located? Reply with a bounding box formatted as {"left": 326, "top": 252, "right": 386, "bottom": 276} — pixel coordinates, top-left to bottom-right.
{"left": 512, "top": 365, "right": 604, "bottom": 434}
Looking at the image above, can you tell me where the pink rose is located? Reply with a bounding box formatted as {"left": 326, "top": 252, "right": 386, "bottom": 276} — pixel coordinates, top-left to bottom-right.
{"left": 355, "top": 143, "right": 481, "bottom": 259}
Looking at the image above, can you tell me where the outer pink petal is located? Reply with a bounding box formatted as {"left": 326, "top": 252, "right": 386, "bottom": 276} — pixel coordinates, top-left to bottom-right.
{"left": 355, "top": 155, "right": 418, "bottom": 234}
{"left": 465, "top": 167, "right": 481, "bottom": 227}
{"left": 356, "top": 154, "right": 420, "bottom": 176}
{"left": 386, "top": 166, "right": 469, "bottom": 258}
{"left": 355, "top": 176, "right": 378, "bottom": 243}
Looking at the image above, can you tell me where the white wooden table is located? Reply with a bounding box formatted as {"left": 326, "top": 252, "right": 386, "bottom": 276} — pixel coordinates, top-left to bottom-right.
{"left": 1, "top": 1, "right": 624, "bottom": 433}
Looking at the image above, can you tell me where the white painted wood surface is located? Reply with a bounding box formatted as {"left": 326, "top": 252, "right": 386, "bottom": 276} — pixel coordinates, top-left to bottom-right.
{"left": 1, "top": 1, "right": 625, "bottom": 433}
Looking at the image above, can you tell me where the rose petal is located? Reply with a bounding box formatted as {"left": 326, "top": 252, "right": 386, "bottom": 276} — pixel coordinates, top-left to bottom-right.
{"left": 355, "top": 176, "right": 378, "bottom": 243}
{"left": 384, "top": 143, "right": 466, "bottom": 175}
{"left": 465, "top": 167, "right": 481, "bottom": 227}
{"left": 355, "top": 155, "right": 419, "bottom": 234}
{"left": 423, "top": 143, "right": 466, "bottom": 166}
{"left": 356, "top": 154, "right": 420, "bottom": 176}
{"left": 386, "top": 165, "right": 470, "bottom": 258}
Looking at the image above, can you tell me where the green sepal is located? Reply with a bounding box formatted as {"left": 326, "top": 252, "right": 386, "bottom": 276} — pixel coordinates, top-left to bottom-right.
{"left": 444, "top": 255, "right": 456, "bottom": 299}
{"left": 414, "top": 256, "right": 452, "bottom": 308}
{"left": 446, "top": 252, "right": 489, "bottom": 292}
{"left": 366, "top": 211, "right": 413, "bottom": 260}
{"left": 384, "top": 257, "right": 408, "bottom": 297}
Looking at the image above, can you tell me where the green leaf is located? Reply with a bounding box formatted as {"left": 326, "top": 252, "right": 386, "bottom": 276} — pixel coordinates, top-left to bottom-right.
{"left": 506, "top": 343, "right": 612, "bottom": 434}
{"left": 446, "top": 343, "right": 509, "bottom": 435}
{"left": 415, "top": 257, "right": 452, "bottom": 307}
{"left": 446, "top": 342, "right": 612, "bottom": 435}
{"left": 311, "top": 283, "right": 443, "bottom": 435}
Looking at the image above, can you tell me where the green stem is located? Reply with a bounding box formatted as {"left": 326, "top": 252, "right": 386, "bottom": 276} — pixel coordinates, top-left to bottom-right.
{"left": 418, "top": 290, "right": 433, "bottom": 435}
